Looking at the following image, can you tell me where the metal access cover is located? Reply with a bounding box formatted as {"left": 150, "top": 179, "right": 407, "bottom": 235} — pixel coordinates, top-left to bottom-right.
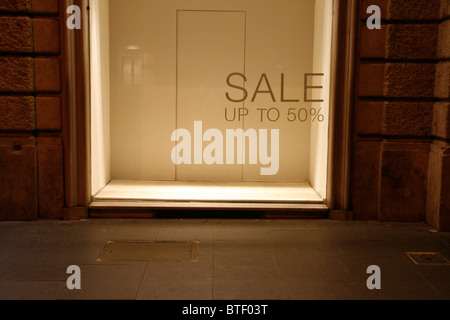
{"left": 97, "top": 240, "right": 199, "bottom": 262}
{"left": 405, "top": 252, "right": 450, "bottom": 265}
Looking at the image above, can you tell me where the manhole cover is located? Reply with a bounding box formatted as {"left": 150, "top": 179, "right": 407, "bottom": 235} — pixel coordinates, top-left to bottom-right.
{"left": 405, "top": 252, "right": 450, "bottom": 265}
{"left": 97, "top": 240, "right": 199, "bottom": 262}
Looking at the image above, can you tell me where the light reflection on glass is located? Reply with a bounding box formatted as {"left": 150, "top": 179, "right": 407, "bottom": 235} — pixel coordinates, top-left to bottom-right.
{"left": 121, "top": 48, "right": 143, "bottom": 94}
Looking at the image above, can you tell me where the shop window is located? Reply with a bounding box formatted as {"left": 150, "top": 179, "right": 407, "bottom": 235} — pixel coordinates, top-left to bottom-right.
{"left": 90, "top": 0, "right": 333, "bottom": 205}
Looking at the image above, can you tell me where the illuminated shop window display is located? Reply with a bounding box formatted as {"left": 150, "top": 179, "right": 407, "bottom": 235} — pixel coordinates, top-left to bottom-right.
{"left": 90, "top": 0, "right": 333, "bottom": 204}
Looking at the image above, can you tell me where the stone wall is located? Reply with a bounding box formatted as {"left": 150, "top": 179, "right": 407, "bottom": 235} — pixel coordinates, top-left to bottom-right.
{"left": 0, "top": 0, "right": 63, "bottom": 220}
{"left": 354, "top": 0, "right": 450, "bottom": 230}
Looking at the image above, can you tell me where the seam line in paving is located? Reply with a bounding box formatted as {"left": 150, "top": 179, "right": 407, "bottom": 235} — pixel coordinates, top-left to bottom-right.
{"left": 212, "top": 224, "right": 216, "bottom": 299}
{"left": 135, "top": 263, "right": 149, "bottom": 300}
{"left": 401, "top": 252, "right": 445, "bottom": 300}
{"left": 272, "top": 241, "right": 291, "bottom": 300}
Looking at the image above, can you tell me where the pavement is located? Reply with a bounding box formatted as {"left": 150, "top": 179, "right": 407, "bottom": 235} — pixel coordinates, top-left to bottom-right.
{"left": 0, "top": 217, "right": 449, "bottom": 300}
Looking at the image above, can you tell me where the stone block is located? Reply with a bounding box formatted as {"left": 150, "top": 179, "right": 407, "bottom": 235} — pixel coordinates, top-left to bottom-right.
{"left": 432, "top": 102, "right": 450, "bottom": 139}
{"left": 0, "top": 96, "right": 35, "bottom": 131}
{"left": 384, "top": 63, "right": 436, "bottom": 98}
{"left": 0, "top": 57, "right": 34, "bottom": 93}
{"left": 438, "top": 20, "right": 450, "bottom": 59}
{"left": 440, "top": 150, "right": 450, "bottom": 231}
{"left": 31, "top": 0, "right": 59, "bottom": 15}
{"left": 37, "top": 137, "right": 64, "bottom": 219}
{"left": 36, "top": 96, "right": 61, "bottom": 130}
{"left": 34, "top": 58, "right": 61, "bottom": 93}
{"left": 352, "top": 140, "right": 382, "bottom": 221}
{"left": 357, "top": 63, "right": 385, "bottom": 97}
{"left": 359, "top": 25, "right": 386, "bottom": 59}
{"left": 427, "top": 141, "right": 450, "bottom": 231}
{"left": 0, "top": 16, "right": 32, "bottom": 53}
{"left": 383, "top": 102, "right": 433, "bottom": 136}
{"left": 379, "top": 141, "right": 429, "bottom": 222}
{"left": 32, "top": 18, "right": 60, "bottom": 54}
{"left": 0, "top": 135, "right": 37, "bottom": 221}
{"left": 355, "top": 101, "right": 383, "bottom": 135}
{"left": 360, "top": 0, "right": 388, "bottom": 19}
{"left": 386, "top": 24, "right": 438, "bottom": 60}
{"left": 441, "top": 0, "right": 450, "bottom": 18}
{"left": 387, "top": 0, "right": 441, "bottom": 20}
{"left": 0, "top": 0, "right": 30, "bottom": 13}
{"left": 434, "top": 61, "right": 450, "bottom": 99}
